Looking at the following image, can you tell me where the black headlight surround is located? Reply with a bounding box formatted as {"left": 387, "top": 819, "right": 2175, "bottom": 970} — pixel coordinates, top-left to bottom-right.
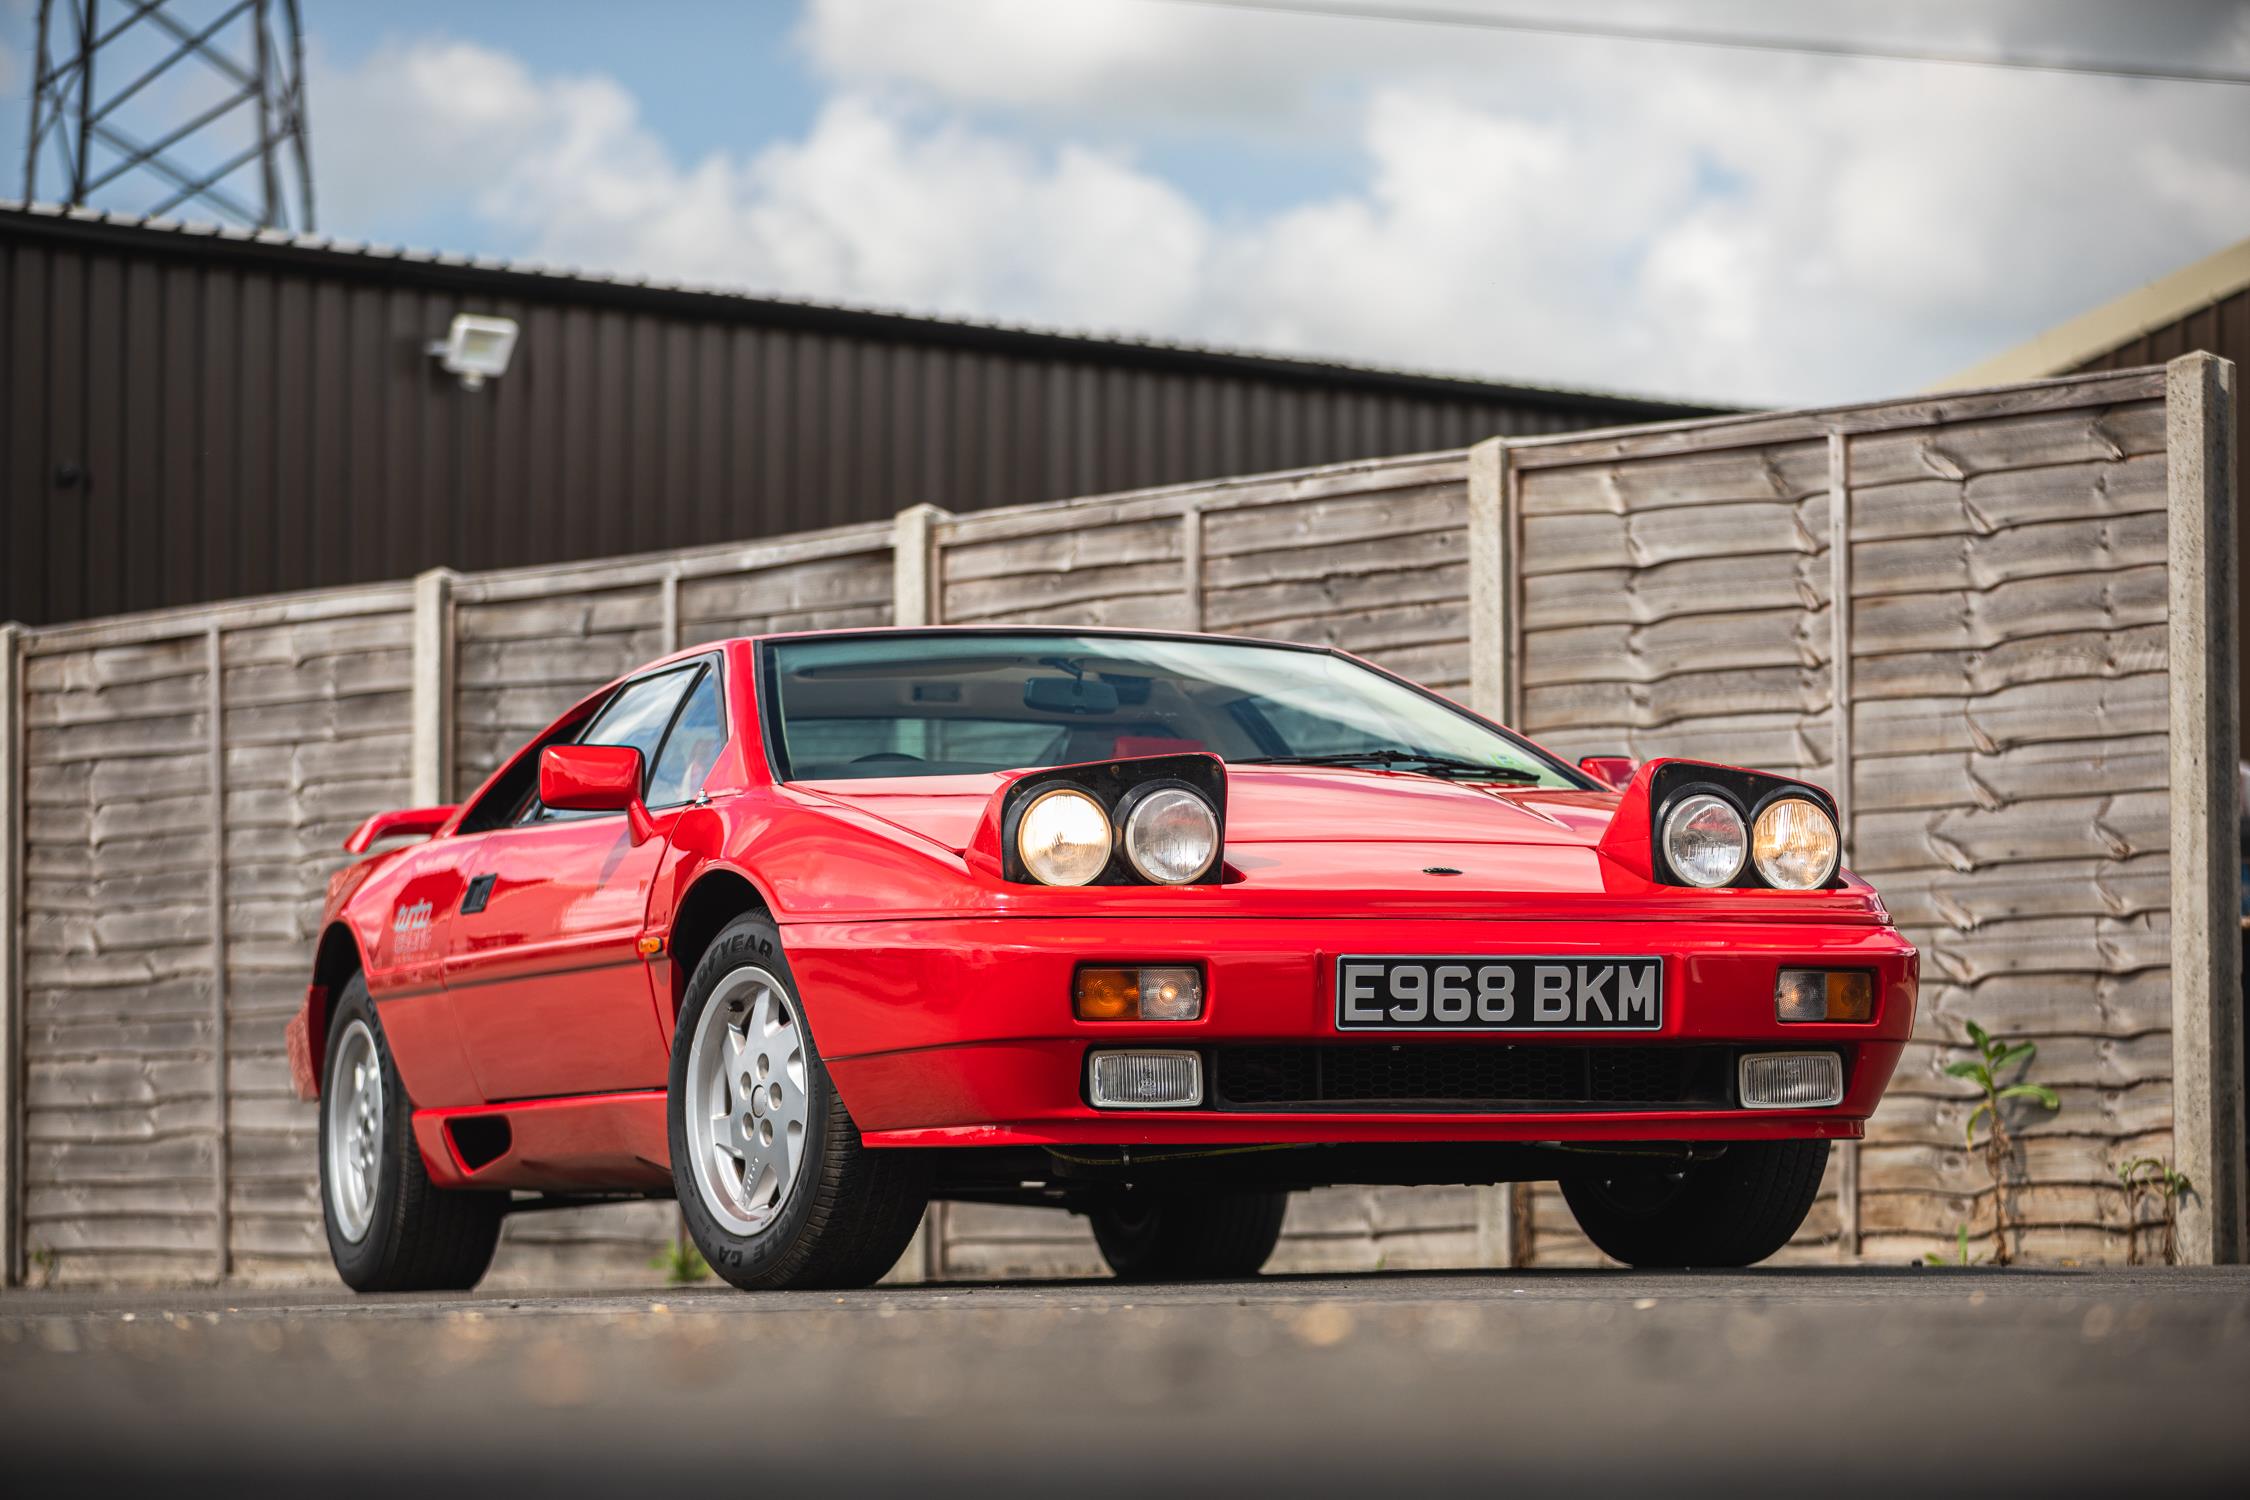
{"left": 1000, "top": 753, "right": 1227, "bottom": 887}
{"left": 1650, "top": 763, "right": 1842, "bottom": 891}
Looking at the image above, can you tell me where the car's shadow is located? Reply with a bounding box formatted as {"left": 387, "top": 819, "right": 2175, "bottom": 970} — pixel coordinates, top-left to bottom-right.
{"left": 887, "top": 1261, "right": 2092, "bottom": 1296}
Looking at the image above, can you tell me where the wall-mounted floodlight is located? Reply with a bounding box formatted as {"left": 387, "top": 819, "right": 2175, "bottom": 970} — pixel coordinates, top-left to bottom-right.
{"left": 427, "top": 313, "right": 520, "bottom": 390}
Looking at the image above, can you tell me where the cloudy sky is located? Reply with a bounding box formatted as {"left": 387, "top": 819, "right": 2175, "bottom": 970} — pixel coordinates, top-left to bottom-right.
{"left": 4, "top": 0, "right": 2248, "bottom": 405}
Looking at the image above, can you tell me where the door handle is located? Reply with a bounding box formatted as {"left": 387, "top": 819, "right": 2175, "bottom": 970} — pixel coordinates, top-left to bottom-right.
{"left": 461, "top": 873, "right": 497, "bottom": 914}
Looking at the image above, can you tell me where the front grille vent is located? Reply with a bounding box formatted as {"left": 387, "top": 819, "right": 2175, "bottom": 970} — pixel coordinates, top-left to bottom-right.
{"left": 1207, "top": 1044, "right": 1735, "bottom": 1113}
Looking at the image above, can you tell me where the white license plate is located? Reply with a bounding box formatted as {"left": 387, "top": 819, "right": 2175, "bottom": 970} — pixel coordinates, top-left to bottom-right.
{"left": 1335, "top": 956, "right": 1664, "bottom": 1032}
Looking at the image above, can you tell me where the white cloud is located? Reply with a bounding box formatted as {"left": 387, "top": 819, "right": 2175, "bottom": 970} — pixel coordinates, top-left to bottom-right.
{"left": 310, "top": 8, "right": 2250, "bottom": 407}
{"left": 315, "top": 40, "right": 1208, "bottom": 332}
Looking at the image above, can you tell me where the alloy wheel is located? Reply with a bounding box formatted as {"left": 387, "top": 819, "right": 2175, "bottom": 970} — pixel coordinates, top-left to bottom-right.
{"left": 685, "top": 966, "right": 810, "bottom": 1236}
{"left": 324, "top": 1018, "right": 384, "bottom": 1243}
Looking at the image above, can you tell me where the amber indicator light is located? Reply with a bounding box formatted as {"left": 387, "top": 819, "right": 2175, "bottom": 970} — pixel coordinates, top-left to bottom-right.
{"left": 1074, "top": 968, "right": 1141, "bottom": 1021}
{"left": 1776, "top": 968, "right": 1874, "bottom": 1023}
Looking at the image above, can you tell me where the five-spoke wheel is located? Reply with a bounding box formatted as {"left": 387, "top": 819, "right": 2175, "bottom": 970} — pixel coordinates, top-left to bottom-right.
{"left": 685, "top": 968, "right": 810, "bottom": 1235}
{"left": 323, "top": 1017, "right": 384, "bottom": 1244}
{"left": 318, "top": 976, "right": 505, "bottom": 1291}
{"left": 667, "top": 914, "right": 931, "bottom": 1290}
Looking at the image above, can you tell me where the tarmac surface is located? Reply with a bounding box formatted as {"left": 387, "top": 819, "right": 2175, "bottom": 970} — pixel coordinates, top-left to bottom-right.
{"left": 3, "top": 1265, "right": 2247, "bottom": 1496}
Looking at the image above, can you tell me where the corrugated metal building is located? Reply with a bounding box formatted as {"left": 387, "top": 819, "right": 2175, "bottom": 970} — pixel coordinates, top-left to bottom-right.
{"left": 1, "top": 202, "right": 1720, "bottom": 627}
{"left": 1937, "top": 234, "right": 2249, "bottom": 720}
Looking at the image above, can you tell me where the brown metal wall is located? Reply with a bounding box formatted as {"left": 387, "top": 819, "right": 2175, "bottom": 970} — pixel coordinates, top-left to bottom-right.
{"left": 2067, "top": 286, "right": 2248, "bottom": 727}
{"left": 1, "top": 211, "right": 1714, "bottom": 627}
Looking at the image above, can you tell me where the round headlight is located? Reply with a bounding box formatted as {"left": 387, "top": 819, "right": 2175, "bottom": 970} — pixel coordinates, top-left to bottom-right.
{"left": 1752, "top": 796, "right": 1839, "bottom": 889}
{"left": 1123, "top": 787, "right": 1219, "bottom": 884}
{"left": 1662, "top": 792, "right": 1747, "bottom": 888}
{"left": 1016, "top": 786, "right": 1112, "bottom": 886}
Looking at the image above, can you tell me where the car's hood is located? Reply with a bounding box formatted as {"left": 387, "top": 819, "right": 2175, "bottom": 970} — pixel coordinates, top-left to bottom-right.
{"left": 796, "top": 766, "right": 1617, "bottom": 856}
{"left": 786, "top": 762, "right": 1888, "bottom": 922}
{"left": 792, "top": 769, "right": 1620, "bottom": 886}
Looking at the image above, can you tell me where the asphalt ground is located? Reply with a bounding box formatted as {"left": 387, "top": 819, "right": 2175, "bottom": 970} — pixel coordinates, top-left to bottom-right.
{"left": 3, "top": 1266, "right": 2247, "bottom": 1497}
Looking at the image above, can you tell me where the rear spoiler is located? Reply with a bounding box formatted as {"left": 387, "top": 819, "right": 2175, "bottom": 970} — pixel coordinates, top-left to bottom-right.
{"left": 343, "top": 805, "right": 457, "bottom": 855}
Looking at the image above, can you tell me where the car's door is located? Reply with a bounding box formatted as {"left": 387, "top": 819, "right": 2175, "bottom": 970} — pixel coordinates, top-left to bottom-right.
{"left": 443, "top": 659, "right": 728, "bottom": 1103}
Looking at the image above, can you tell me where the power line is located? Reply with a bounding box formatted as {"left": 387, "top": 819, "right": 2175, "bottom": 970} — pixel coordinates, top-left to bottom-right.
{"left": 1144, "top": 0, "right": 2250, "bottom": 88}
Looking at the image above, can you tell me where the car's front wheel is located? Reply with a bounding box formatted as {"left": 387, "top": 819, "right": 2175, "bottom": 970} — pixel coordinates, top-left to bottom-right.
{"left": 1560, "top": 1138, "right": 1829, "bottom": 1267}
{"left": 669, "top": 914, "right": 931, "bottom": 1290}
{"left": 319, "top": 976, "right": 506, "bottom": 1292}
{"left": 1088, "top": 1188, "right": 1290, "bottom": 1281}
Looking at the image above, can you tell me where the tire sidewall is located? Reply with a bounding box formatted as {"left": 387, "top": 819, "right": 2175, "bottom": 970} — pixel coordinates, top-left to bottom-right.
{"left": 1089, "top": 1193, "right": 1166, "bottom": 1276}
{"left": 667, "top": 914, "right": 836, "bottom": 1286}
{"left": 1563, "top": 1139, "right": 1827, "bottom": 1268}
{"left": 320, "top": 977, "right": 409, "bottom": 1286}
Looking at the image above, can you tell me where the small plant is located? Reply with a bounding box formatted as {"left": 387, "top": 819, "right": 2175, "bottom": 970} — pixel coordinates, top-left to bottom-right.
{"left": 651, "top": 1235, "right": 710, "bottom": 1285}
{"left": 1944, "top": 1019, "right": 2060, "bottom": 1267}
{"left": 1923, "top": 1223, "right": 1971, "bottom": 1267}
{"left": 2113, "top": 1157, "right": 2193, "bottom": 1266}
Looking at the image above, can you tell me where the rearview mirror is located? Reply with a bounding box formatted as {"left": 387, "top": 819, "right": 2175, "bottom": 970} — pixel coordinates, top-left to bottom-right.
{"left": 541, "top": 744, "right": 659, "bottom": 843}
{"left": 1578, "top": 755, "right": 1636, "bottom": 791}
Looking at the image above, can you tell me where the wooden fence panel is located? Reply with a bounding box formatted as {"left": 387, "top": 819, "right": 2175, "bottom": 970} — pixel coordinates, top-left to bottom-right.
{"left": 23, "top": 628, "right": 227, "bottom": 1284}
{"left": 1199, "top": 453, "right": 1474, "bottom": 693}
{"left": 220, "top": 609, "right": 417, "bottom": 1275}
{"left": 938, "top": 495, "right": 1193, "bottom": 632}
{"left": 451, "top": 581, "right": 671, "bottom": 799}
{"left": 1847, "top": 392, "right": 2175, "bottom": 1264}
{"left": 16, "top": 588, "right": 416, "bottom": 1284}
{"left": 1507, "top": 374, "right": 2179, "bottom": 1265}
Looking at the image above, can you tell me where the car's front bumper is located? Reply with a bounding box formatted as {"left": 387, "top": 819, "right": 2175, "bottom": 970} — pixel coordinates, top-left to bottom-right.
{"left": 778, "top": 914, "right": 1917, "bottom": 1148}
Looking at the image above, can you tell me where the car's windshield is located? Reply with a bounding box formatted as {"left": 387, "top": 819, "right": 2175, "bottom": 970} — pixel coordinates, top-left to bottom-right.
{"left": 763, "top": 632, "right": 1583, "bottom": 787}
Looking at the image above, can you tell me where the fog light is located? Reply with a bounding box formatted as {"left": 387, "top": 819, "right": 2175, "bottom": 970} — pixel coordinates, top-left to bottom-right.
{"left": 1075, "top": 966, "right": 1203, "bottom": 1021}
{"left": 1739, "top": 1051, "right": 1844, "bottom": 1108}
{"left": 1776, "top": 969, "right": 1874, "bottom": 1023}
{"left": 1088, "top": 1050, "right": 1203, "bottom": 1108}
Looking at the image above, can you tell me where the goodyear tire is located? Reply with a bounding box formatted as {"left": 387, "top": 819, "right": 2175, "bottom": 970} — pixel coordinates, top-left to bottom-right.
{"left": 1089, "top": 1188, "right": 1290, "bottom": 1281}
{"left": 669, "top": 914, "right": 930, "bottom": 1290}
{"left": 320, "top": 975, "right": 505, "bottom": 1292}
{"left": 1561, "top": 1139, "right": 1828, "bottom": 1268}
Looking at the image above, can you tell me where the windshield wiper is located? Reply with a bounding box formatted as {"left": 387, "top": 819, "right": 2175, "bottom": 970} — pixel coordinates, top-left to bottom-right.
{"left": 1237, "top": 750, "right": 1543, "bottom": 783}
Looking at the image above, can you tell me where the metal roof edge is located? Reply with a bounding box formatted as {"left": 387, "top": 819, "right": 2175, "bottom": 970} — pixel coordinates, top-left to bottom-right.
{"left": 0, "top": 199, "right": 1727, "bottom": 418}
{"left": 1929, "top": 235, "right": 2250, "bottom": 392}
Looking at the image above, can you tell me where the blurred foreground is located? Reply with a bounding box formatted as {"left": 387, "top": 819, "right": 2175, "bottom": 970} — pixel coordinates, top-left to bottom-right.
{"left": 3, "top": 1267, "right": 2246, "bottom": 1496}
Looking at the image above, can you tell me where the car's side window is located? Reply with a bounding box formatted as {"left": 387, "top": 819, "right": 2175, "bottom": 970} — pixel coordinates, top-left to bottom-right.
{"left": 646, "top": 668, "right": 727, "bottom": 808}
{"left": 520, "top": 666, "right": 699, "bottom": 824}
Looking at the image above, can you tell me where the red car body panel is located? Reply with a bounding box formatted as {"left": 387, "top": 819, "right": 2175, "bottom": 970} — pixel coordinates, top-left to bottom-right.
{"left": 442, "top": 814, "right": 673, "bottom": 1102}
{"left": 291, "top": 631, "right": 1919, "bottom": 1198}
{"left": 412, "top": 1092, "right": 671, "bottom": 1193}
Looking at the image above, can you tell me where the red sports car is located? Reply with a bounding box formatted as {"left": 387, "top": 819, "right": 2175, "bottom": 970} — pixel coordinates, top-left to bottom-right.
{"left": 289, "top": 627, "right": 1916, "bottom": 1291}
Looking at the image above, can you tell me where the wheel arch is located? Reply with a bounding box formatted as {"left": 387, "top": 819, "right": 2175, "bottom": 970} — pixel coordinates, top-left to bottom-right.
{"left": 666, "top": 865, "right": 776, "bottom": 1014}
{"left": 298, "top": 922, "right": 368, "bottom": 1098}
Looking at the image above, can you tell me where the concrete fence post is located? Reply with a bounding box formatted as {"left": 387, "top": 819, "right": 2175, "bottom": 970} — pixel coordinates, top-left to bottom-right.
{"left": 881, "top": 506, "right": 951, "bottom": 1284}
{"left": 2165, "top": 352, "right": 2244, "bottom": 1265}
{"left": 1467, "top": 438, "right": 1512, "bottom": 728}
{"left": 1181, "top": 500, "right": 1207, "bottom": 632}
{"left": 1828, "top": 429, "right": 1863, "bottom": 1260}
{"left": 1465, "top": 439, "right": 1529, "bottom": 1266}
{"left": 205, "top": 625, "right": 233, "bottom": 1280}
{"left": 1, "top": 622, "right": 23, "bottom": 1286}
{"left": 893, "top": 505, "right": 949, "bottom": 628}
{"left": 411, "top": 569, "right": 459, "bottom": 807}
{"left": 659, "top": 565, "right": 682, "bottom": 656}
